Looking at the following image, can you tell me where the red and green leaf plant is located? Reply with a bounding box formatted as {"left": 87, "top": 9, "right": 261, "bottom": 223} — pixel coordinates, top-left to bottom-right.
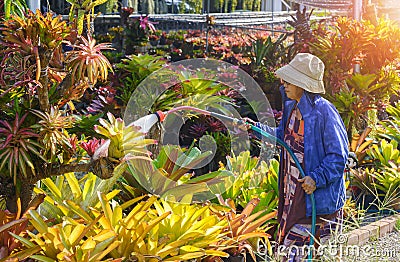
{"left": 310, "top": 17, "right": 400, "bottom": 137}
{"left": 0, "top": 113, "right": 44, "bottom": 184}
{"left": 309, "top": 16, "right": 372, "bottom": 93}
{"left": 80, "top": 137, "right": 105, "bottom": 157}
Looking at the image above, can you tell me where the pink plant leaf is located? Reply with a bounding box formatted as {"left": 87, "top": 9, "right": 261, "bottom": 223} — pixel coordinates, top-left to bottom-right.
{"left": 92, "top": 139, "right": 110, "bottom": 160}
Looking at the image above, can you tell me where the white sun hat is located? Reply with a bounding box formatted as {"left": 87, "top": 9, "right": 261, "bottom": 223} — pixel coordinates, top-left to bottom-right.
{"left": 275, "top": 53, "right": 326, "bottom": 94}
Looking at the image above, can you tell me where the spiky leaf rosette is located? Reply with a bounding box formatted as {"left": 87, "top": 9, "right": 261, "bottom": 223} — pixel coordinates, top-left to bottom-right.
{"left": 31, "top": 107, "right": 74, "bottom": 163}
{"left": 65, "top": 35, "right": 113, "bottom": 86}
{"left": 0, "top": 113, "right": 44, "bottom": 183}
{"left": 94, "top": 112, "right": 157, "bottom": 160}
{"left": 1, "top": 10, "right": 70, "bottom": 82}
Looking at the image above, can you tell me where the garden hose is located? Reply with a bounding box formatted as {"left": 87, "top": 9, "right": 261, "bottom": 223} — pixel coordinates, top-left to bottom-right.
{"left": 250, "top": 124, "right": 317, "bottom": 261}
{"left": 153, "top": 107, "right": 317, "bottom": 260}
{"left": 204, "top": 111, "right": 317, "bottom": 260}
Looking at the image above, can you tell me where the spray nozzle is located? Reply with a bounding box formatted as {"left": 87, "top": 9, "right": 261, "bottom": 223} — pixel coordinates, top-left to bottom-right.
{"left": 154, "top": 111, "right": 166, "bottom": 122}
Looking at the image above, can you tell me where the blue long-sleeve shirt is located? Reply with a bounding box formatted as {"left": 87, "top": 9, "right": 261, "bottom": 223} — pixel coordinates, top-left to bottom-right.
{"left": 255, "top": 86, "right": 349, "bottom": 217}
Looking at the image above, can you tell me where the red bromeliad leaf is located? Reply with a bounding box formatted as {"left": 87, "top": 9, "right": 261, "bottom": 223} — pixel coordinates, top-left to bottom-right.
{"left": 0, "top": 113, "right": 43, "bottom": 182}
{"left": 80, "top": 138, "right": 104, "bottom": 157}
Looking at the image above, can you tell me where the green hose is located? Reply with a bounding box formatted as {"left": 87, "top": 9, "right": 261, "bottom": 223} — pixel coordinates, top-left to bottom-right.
{"left": 165, "top": 108, "right": 317, "bottom": 260}
{"left": 250, "top": 125, "right": 317, "bottom": 261}
{"left": 206, "top": 112, "right": 317, "bottom": 259}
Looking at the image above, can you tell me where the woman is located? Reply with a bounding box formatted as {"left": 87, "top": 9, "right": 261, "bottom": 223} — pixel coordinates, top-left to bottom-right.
{"left": 245, "top": 53, "right": 349, "bottom": 261}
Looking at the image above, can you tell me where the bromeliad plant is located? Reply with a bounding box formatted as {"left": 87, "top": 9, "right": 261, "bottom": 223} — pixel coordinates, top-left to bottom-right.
{"left": 114, "top": 54, "right": 166, "bottom": 106}
{"left": 150, "top": 65, "right": 233, "bottom": 114}
{"left": 66, "top": 0, "right": 110, "bottom": 35}
{"left": 1, "top": 10, "right": 70, "bottom": 112}
{"left": 123, "top": 15, "right": 156, "bottom": 49}
{"left": 31, "top": 107, "right": 75, "bottom": 164}
{"left": 94, "top": 112, "right": 157, "bottom": 160}
{"left": 0, "top": 9, "right": 134, "bottom": 212}
{"left": 124, "top": 144, "right": 232, "bottom": 202}
{"left": 5, "top": 193, "right": 158, "bottom": 261}
{"left": 33, "top": 172, "right": 120, "bottom": 223}
{"left": 92, "top": 194, "right": 170, "bottom": 261}
{"left": 211, "top": 197, "right": 277, "bottom": 261}
{"left": 330, "top": 71, "right": 400, "bottom": 137}
{"left": 309, "top": 16, "right": 400, "bottom": 138}
{"left": 8, "top": 210, "right": 121, "bottom": 262}
{"left": 249, "top": 33, "right": 290, "bottom": 78}
{"left": 143, "top": 199, "right": 229, "bottom": 261}
{"left": 0, "top": 113, "right": 44, "bottom": 184}
{"left": 211, "top": 151, "right": 279, "bottom": 215}
{"left": 367, "top": 139, "right": 400, "bottom": 168}
{"left": 0, "top": 193, "right": 44, "bottom": 260}
{"left": 375, "top": 102, "right": 400, "bottom": 146}
{"left": 65, "top": 35, "right": 113, "bottom": 86}
{"left": 369, "top": 163, "right": 400, "bottom": 197}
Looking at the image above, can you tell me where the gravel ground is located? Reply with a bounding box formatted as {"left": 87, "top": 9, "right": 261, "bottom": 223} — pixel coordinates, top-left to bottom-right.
{"left": 342, "top": 230, "right": 400, "bottom": 262}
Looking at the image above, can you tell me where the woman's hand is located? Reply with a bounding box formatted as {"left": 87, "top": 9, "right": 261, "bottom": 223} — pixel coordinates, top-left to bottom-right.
{"left": 298, "top": 176, "right": 316, "bottom": 194}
